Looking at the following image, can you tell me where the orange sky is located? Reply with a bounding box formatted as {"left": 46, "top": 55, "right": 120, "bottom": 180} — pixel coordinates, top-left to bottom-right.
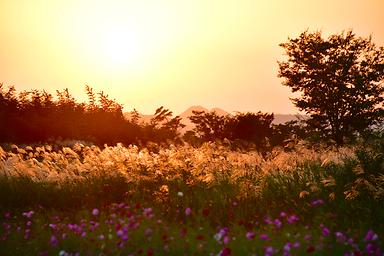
{"left": 0, "top": 0, "right": 383, "bottom": 114}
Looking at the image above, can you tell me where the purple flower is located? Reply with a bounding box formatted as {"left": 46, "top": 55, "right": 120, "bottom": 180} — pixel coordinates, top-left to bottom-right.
{"left": 287, "top": 215, "right": 299, "bottom": 224}
{"left": 223, "top": 236, "right": 230, "bottom": 245}
{"left": 214, "top": 227, "right": 229, "bottom": 242}
{"left": 365, "top": 243, "right": 381, "bottom": 255}
{"left": 322, "top": 226, "right": 330, "bottom": 237}
{"left": 116, "top": 230, "right": 124, "bottom": 238}
{"left": 92, "top": 208, "right": 99, "bottom": 216}
{"left": 311, "top": 199, "right": 325, "bottom": 206}
{"left": 246, "top": 231, "right": 255, "bottom": 240}
{"left": 265, "top": 246, "right": 276, "bottom": 256}
{"left": 185, "top": 207, "right": 191, "bottom": 216}
{"left": 143, "top": 208, "right": 154, "bottom": 218}
{"left": 22, "top": 211, "right": 34, "bottom": 219}
{"left": 264, "top": 217, "right": 273, "bottom": 225}
{"left": 335, "top": 231, "right": 346, "bottom": 243}
{"left": 364, "top": 230, "right": 378, "bottom": 242}
{"left": 50, "top": 235, "right": 58, "bottom": 247}
{"left": 49, "top": 224, "right": 57, "bottom": 230}
{"left": 284, "top": 242, "right": 292, "bottom": 252}
{"left": 260, "top": 234, "right": 269, "bottom": 241}
{"left": 274, "top": 219, "right": 282, "bottom": 228}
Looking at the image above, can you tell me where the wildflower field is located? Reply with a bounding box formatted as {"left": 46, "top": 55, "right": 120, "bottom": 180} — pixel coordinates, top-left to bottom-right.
{"left": 0, "top": 141, "right": 383, "bottom": 255}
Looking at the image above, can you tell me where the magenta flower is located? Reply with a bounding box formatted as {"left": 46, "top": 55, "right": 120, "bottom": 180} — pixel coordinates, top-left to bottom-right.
{"left": 265, "top": 246, "right": 276, "bottom": 256}
{"left": 246, "top": 231, "right": 255, "bottom": 240}
{"left": 185, "top": 207, "right": 191, "bottom": 216}
{"left": 92, "top": 208, "right": 99, "bottom": 216}
{"left": 50, "top": 235, "right": 58, "bottom": 247}
{"left": 116, "top": 230, "right": 124, "bottom": 238}
{"left": 223, "top": 236, "right": 230, "bottom": 245}
{"left": 335, "top": 231, "right": 346, "bottom": 243}
{"left": 22, "top": 211, "right": 34, "bottom": 219}
{"left": 321, "top": 226, "right": 330, "bottom": 237}
{"left": 260, "top": 234, "right": 269, "bottom": 241}
{"left": 311, "top": 199, "right": 325, "bottom": 206}
{"left": 274, "top": 219, "right": 282, "bottom": 228}
{"left": 219, "top": 247, "right": 232, "bottom": 256}
{"left": 283, "top": 242, "right": 292, "bottom": 253}
{"left": 287, "top": 215, "right": 299, "bottom": 224}
{"left": 364, "top": 229, "right": 378, "bottom": 242}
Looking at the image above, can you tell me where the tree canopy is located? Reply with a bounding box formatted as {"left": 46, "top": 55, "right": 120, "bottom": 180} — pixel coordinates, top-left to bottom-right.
{"left": 278, "top": 30, "right": 384, "bottom": 145}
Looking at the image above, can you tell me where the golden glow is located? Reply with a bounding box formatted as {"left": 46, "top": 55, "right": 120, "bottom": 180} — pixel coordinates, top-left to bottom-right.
{"left": 0, "top": 0, "right": 383, "bottom": 114}
{"left": 100, "top": 26, "right": 142, "bottom": 69}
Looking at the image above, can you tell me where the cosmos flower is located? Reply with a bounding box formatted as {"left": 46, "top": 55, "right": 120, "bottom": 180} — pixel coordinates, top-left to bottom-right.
{"left": 92, "top": 208, "right": 100, "bottom": 216}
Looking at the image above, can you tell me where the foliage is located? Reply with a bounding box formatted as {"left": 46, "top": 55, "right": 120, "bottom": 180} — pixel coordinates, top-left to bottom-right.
{"left": 278, "top": 30, "right": 384, "bottom": 145}
{"left": 0, "top": 142, "right": 383, "bottom": 254}
{"left": 0, "top": 85, "right": 184, "bottom": 146}
{"left": 231, "top": 112, "right": 274, "bottom": 150}
{"left": 188, "top": 110, "right": 231, "bottom": 141}
{"left": 188, "top": 111, "right": 275, "bottom": 150}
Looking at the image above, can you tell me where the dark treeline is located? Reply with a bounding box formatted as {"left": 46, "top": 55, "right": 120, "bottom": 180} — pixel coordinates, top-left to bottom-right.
{"left": 0, "top": 84, "right": 310, "bottom": 150}
{"left": 0, "top": 84, "right": 185, "bottom": 146}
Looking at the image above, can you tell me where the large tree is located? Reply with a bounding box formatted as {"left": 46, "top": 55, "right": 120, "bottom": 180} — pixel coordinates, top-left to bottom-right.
{"left": 278, "top": 30, "right": 384, "bottom": 145}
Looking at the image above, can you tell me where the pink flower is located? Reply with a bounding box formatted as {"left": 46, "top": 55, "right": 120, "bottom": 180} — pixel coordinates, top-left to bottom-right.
{"left": 246, "top": 231, "right": 255, "bottom": 240}
{"left": 223, "top": 236, "right": 230, "bottom": 245}
{"left": 92, "top": 208, "right": 99, "bottom": 216}
{"left": 185, "top": 207, "right": 192, "bottom": 216}
{"left": 22, "top": 211, "right": 34, "bottom": 219}
{"left": 287, "top": 215, "right": 299, "bottom": 224}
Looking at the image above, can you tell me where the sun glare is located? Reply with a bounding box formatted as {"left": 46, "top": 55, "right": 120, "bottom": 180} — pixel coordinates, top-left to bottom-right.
{"left": 101, "top": 27, "right": 142, "bottom": 68}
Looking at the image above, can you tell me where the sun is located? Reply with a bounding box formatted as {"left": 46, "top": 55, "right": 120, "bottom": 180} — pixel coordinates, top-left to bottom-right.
{"left": 100, "top": 26, "right": 142, "bottom": 69}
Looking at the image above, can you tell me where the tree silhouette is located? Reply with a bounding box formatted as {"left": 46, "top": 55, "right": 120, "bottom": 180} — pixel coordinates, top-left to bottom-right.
{"left": 232, "top": 112, "right": 274, "bottom": 150}
{"left": 278, "top": 30, "right": 384, "bottom": 145}
{"left": 189, "top": 110, "right": 230, "bottom": 141}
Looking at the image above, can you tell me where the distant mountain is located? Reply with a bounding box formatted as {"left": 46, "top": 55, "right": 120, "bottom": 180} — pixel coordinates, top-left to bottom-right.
{"left": 123, "top": 112, "right": 153, "bottom": 124}
{"left": 178, "top": 106, "right": 230, "bottom": 133}
{"left": 273, "top": 114, "right": 303, "bottom": 125}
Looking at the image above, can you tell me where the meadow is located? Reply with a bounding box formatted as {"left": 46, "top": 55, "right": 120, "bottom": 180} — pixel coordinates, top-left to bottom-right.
{"left": 0, "top": 140, "right": 383, "bottom": 255}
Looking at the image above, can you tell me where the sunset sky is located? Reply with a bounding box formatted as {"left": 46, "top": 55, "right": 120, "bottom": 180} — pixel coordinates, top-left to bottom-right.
{"left": 0, "top": 0, "right": 383, "bottom": 115}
